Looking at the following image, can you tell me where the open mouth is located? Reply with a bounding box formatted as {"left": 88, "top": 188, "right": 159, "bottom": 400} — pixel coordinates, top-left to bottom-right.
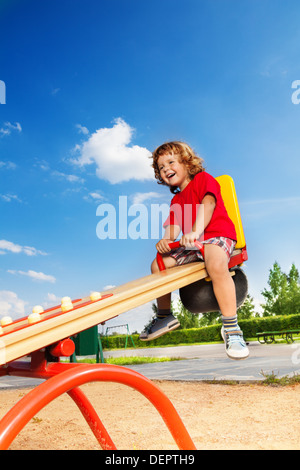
{"left": 167, "top": 172, "right": 176, "bottom": 179}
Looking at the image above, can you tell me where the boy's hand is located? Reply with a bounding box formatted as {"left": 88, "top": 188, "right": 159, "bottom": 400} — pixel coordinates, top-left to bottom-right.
{"left": 180, "top": 231, "right": 199, "bottom": 248}
{"left": 156, "top": 238, "right": 174, "bottom": 254}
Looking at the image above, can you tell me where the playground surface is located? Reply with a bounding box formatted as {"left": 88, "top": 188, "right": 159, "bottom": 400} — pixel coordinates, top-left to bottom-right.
{"left": 104, "top": 341, "right": 300, "bottom": 382}
{"left": 0, "top": 342, "right": 300, "bottom": 450}
{"left": 0, "top": 379, "right": 299, "bottom": 450}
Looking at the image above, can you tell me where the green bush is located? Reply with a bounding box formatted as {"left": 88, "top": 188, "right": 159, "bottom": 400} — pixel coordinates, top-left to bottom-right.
{"left": 239, "top": 313, "right": 300, "bottom": 338}
{"left": 102, "top": 313, "right": 300, "bottom": 349}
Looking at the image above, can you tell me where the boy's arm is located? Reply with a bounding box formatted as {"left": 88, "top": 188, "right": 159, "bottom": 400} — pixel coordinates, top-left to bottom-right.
{"left": 156, "top": 224, "right": 181, "bottom": 254}
{"left": 181, "top": 194, "right": 216, "bottom": 247}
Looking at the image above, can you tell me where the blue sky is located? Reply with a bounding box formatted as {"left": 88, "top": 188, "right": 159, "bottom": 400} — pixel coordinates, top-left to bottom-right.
{"left": 0, "top": 0, "right": 300, "bottom": 334}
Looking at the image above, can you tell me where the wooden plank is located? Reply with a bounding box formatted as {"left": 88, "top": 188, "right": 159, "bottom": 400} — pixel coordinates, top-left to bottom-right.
{"left": 0, "top": 261, "right": 208, "bottom": 365}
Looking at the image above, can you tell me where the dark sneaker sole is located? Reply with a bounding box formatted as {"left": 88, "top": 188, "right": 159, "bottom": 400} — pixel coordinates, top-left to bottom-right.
{"left": 139, "top": 321, "right": 180, "bottom": 341}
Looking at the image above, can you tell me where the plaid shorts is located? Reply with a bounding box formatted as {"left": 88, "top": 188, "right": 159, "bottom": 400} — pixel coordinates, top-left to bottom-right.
{"left": 169, "top": 237, "right": 236, "bottom": 266}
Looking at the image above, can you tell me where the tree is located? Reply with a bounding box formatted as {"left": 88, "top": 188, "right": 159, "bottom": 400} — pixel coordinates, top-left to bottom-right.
{"left": 287, "top": 264, "right": 300, "bottom": 314}
{"left": 237, "top": 294, "right": 256, "bottom": 319}
{"left": 172, "top": 299, "right": 201, "bottom": 329}
{"left": 261, "top": 262, "right": 300, "bottom": 316}
{"left": 198, "top": 311, "right": 221, "bottom": 326}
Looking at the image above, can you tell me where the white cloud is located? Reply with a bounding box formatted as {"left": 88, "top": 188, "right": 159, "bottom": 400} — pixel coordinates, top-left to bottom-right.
{"left": 0, "top": 161, "right": 17, "bottom": 170}
{"left": 41, "top": 292, "right": 61, "bottom": 309}
{"left": 35, "top": 159, "right": 85, "bottom": 184}
{"left": 0, "top": 121, "right": 22, "bottom": 136}
{"left": 72, "top": 118, "right": 153, "bottom": 184}
{"left": 46, "top": 293, "right": 60, "bottom": 303}
{"left": 0, "top": 193, "right": 22, "bottom": 203}
{"left": 0, "top": 240, "right": 47, "bottom": 256}
{"left": 51, "top": 170, "right": 85, "bottom": 184}
{"left": 0, "top": 290, "right": 28, "bottom": 319}
{"left": 76, "top": 124, "right": 89, "bottom": 135}
{"left": 0, "top": 240, "right": 24, "bottom": 254}
{"left": 89, "top": 192, "right": 103, "bottom": 200}
{"left": 131, "top": 192, "right": 162, "bottom": 205}
{"left": 0, "top": 128, "right": 10, "bottom": 136}
{"left": 22, "top": 247, "right": 47, "bottom": 256}
{"left": 84, "top": 191, "right": 105, "bottom": 202}
{"left": 36, "top": 159, "right": 50, "bottom": 171}
{"left": 5, "top": 121, "right": 22, "bottom": 132}
{"left": 8, "top": 269, "right": 56, "bottom": 283}
{"left": 103, "top": 284, "right": 116, "bottom": 291}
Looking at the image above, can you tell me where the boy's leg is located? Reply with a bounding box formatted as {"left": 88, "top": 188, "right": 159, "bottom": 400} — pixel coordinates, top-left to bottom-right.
{"left": 204, "top": 244, "right": 249, "bottom": 360}
{"left": 139, "top": 256, "right": 180, "bottom": 341}
{"left": 204, "top": 244, "right": 237, "bottom": 317}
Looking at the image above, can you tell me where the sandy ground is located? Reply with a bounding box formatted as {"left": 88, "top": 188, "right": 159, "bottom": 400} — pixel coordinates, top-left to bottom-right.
{"left": 1, "top": 380, "right": 300, "bottom": 450}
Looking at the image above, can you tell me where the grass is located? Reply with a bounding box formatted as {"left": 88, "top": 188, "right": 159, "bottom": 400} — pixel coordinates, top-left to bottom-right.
{"left": 260, "top": 371, "right": 300, "bottom": 386}
{"left": 204, "top": 372, "right": 300, "bottom": 387}
{"left": 75, "top": 356, "right": 183, "bottom": 366}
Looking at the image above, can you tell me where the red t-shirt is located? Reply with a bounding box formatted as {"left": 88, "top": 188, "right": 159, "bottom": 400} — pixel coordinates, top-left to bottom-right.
{"left": 163, "top": 171, "right": 237, "bottom": 241}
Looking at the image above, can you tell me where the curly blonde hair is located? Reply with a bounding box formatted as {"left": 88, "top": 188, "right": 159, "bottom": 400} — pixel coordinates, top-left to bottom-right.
{"left": 152, "top": 141, "right": 204, "bottom": 193}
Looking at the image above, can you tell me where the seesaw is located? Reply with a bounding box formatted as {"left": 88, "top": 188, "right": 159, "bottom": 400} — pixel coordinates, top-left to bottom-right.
{"left": 0, "top": 261, "right": 206, "bottom": 450}
{"left": 0, "top": 175, "right": 247, "bottom": 450}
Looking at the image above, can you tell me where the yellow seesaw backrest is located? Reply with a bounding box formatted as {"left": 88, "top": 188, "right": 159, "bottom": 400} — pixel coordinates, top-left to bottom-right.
{"left": 215, "top": 175, "right": 246, "bottom": 249}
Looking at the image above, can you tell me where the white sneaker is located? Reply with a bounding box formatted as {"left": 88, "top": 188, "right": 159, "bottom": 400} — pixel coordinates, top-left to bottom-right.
{"left": 221, "top": 326, "right": 249, "bottom": 360}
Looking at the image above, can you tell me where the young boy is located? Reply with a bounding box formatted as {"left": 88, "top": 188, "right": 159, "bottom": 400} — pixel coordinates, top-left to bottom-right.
{"left": 139, "top": 141, "right": 249, "bottom": 360}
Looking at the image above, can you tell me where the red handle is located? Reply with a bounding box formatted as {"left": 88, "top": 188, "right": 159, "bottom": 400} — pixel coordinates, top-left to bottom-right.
{"left": 156, "top": 241, "right": 181, "bottom": 271}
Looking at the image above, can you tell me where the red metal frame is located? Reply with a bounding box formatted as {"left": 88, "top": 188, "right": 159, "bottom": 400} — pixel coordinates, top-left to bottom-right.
{"left": 0, "top": 341, "right": 196, "bottom": 450}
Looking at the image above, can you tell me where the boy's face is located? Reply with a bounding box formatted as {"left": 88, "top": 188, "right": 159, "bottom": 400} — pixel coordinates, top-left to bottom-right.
{"left": 157, "top": 153, "right": 191, "bottom": 191}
